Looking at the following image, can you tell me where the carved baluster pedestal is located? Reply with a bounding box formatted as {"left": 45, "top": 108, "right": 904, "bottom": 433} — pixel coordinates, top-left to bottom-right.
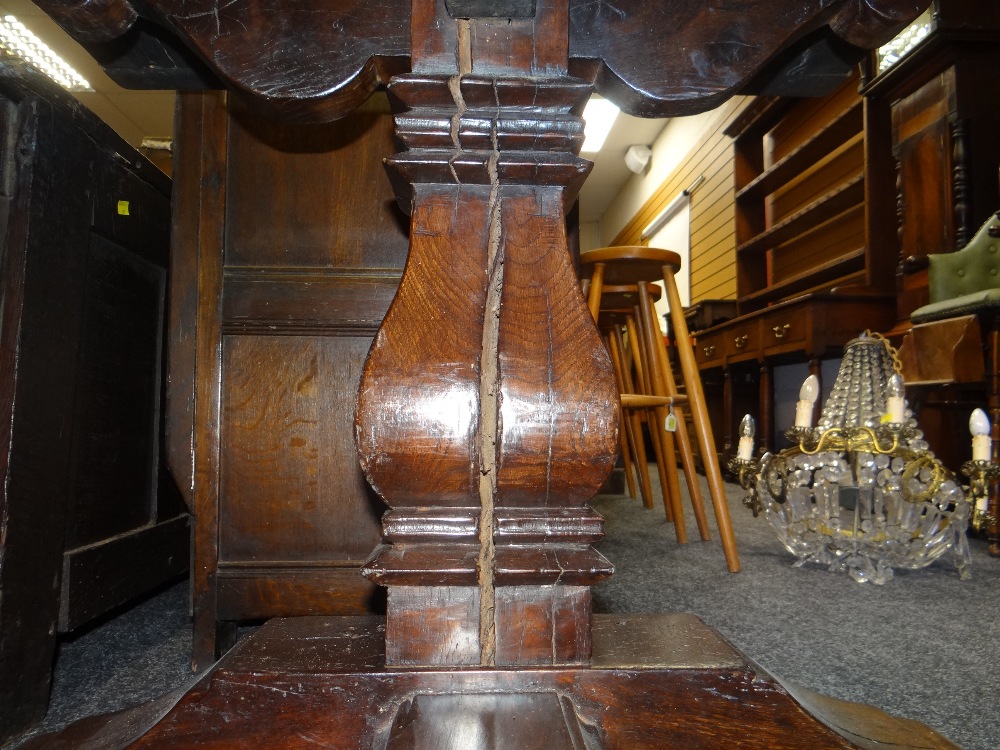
{"left": 356, "top": 11, "right": 617, "bottom": 670}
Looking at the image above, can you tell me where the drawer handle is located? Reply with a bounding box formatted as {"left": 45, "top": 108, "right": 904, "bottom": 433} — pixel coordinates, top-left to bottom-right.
{"left": 772, "top": 324, "right": 791, "bottom": 339}
{"left": 702, "top": 345, "right": 716, "bottom": 357}
{"left": 734, "top": 334, "right": 749, "bottom": 350}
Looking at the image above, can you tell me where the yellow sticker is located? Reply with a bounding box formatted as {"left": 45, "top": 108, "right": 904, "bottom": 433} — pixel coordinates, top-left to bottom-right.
{"left": 117, "top": 200, "right": 130, "bottom": 216}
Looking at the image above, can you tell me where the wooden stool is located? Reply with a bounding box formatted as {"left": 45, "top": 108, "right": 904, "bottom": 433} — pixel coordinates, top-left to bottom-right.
{"left": 593, "top": 289, "right": 711, "bottom": 548}
{"left": 581, "top": 246, "right": 740, "bottom": 573}
{"left": 591, "top": 286, "right": 659, "bottom": 507}
{"left": 594, "top": 307, "right": 646, "bottom": 505}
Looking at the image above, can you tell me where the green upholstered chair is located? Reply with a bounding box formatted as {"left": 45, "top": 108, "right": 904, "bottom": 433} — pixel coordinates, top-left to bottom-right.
{"left": 911, "top": 211, "right": 1000, "bottom": 323}
{"left": 908, "top": 209, "right": 1000, "bottom": 558}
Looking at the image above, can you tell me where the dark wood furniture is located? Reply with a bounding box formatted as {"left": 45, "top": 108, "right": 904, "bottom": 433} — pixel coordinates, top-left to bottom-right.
{"left": 701, "top": 4, "right": 1000, "bottom": 460}
{"left": 896, "top": 210, "right": 1000, "bottom": 555}
{"left": 699, "top": 73, "right": 897, "bottom": 456}
{"left": 731, "top": 72, "right": 875, "bottom": 312}
{"left": 32, "top": 0, "right": 948, "bottom": 747}
{"left": 22, "top": 614, "right": 956, "bottom": 750}
{"left": 168, "top": 92, "right": 409, "bottom": 669}
{"left": 694, "top": 293, "right": 896, "bottom": 454}
{"left": 0, "top": 59, "right": 185, "bottom": 743}
{"left": 860, "top": 0, "right": 1000, "bottom": 324}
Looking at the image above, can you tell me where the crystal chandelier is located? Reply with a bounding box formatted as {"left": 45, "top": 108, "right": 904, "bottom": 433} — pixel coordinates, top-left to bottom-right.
{"left": 731, "top": 332, "right": 997, "bottom": 584}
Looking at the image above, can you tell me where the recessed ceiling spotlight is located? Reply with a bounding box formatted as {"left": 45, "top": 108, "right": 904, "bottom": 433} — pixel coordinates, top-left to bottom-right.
{"left": 0, "top": 15, "right": 93, "bottom": 92}
{"left": 581, "top": 97, "right": 619, "bottom": 154}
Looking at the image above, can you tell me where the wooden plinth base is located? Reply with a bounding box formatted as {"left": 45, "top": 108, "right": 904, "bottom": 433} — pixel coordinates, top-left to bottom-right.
{"left": 26, "top": 614, "right": 955, "bottom": 749}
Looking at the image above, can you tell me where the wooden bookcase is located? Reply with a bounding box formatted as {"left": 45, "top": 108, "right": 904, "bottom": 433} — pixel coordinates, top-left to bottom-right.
{"left": 728, "top": 70, "right": 883, "bottom": 312}
{"left": 694, "top": 73, "right": 895, "bottom": 456}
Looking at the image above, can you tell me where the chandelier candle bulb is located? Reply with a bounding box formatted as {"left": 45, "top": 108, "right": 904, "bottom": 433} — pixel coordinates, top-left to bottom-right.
{"left": 794, "top": 374, "right": 820, "bottom": 428}
{"left": 970, "top": 408, "right": 992, "bottom": 463}
{"left": 737, "top": 414, "right": 755, "bottom": 460}
{"left": 885, "top": 373, "right": 905, "bottom": 424}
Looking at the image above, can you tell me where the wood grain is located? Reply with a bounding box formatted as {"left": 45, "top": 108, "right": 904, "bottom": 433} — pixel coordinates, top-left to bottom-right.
{"left": 220, "top": 336, "right": 384, "bottom": 562}
{"left": 39, "top": 0, "right": 926, "bottom": 120}
{"left": 23, "top": 615, "right": 959, "bottom": 750}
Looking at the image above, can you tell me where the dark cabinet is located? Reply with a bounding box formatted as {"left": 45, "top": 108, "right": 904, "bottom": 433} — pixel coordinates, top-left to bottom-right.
{"left": 861, "top": 0, "right": 1000, "bottom": 321}
{"left": 168, "top": 92, "right": 409, "bottom": 669}
{"left": 0, "top": 60, "right": 184, "bottom": 742}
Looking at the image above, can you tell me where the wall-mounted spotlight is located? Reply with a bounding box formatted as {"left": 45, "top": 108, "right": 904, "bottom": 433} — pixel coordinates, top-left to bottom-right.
{"left": 624, "top": 144, "right": 652, "bottom": 174}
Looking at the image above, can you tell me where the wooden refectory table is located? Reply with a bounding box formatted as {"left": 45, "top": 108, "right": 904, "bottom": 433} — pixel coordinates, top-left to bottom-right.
{"left": 30, "top": 1, "right": 955, "bottom": 747}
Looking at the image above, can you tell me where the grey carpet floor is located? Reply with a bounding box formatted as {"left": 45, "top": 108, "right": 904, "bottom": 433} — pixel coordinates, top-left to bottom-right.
{"left": 7, "top": 473, "right": 999, "bottom": 749}
{"left": 591, "top": 473, "right": 1000, "bottom": 750}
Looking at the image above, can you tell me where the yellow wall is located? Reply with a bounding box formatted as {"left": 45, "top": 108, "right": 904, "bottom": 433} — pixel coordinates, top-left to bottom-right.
{"left": 605, "top": 97, "right": 750, "bottom": 303}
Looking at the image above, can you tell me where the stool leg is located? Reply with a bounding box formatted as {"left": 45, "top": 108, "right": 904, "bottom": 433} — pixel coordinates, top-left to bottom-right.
{"left": 647, "top": 404, "right": 680, "bottom": 525}
{"left": 587, "top": 262, "right": 605, "bottom": 320}
{"left": 623, "top": 313, "right": 662, "bottom": 514}
{"left": 634, "top": 302, "right": 682, "bottom": 526}
{"left": 618, "top": 326, "right": 656, "bottom": 509}
{"left": 661, "top": 265, "right": 740, "bottom": 572}
{"left": 633, "top": 305, "right": 679, "bottom": 524}
{"left": 607, "top": 328, "right": 637, "bottom": 500}
{"left": 628, "top": 410, "right": 654, "bottom": 508}
{"left": 625, "top": 315, "right": 647, "bottom": 394}
{"left": 585, "top": 267, "right": 641, "bottom": 504}
{"left": 651, "top": 316, "right": 712, "bottom": 542}
{"left": 638, "top": 283, "right": 686, "bottom": 541}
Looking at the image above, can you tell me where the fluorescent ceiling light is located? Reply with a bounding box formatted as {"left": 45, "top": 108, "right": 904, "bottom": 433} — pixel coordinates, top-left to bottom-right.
{"left": 581, "top": 97, "right": 619, "bottom": 154}
{"left": 0, "top": 15, "right": 93, "bottom": 92}
{"left": 876, "top": 9, "right": 932, "bottom": 73}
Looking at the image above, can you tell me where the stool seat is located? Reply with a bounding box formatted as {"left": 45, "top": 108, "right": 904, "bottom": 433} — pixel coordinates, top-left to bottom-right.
{"left": 580, "top": 246, "right": 682, "bottom": 285}
{"left": 597, "top": 283, "right": 660, "bottom": 311}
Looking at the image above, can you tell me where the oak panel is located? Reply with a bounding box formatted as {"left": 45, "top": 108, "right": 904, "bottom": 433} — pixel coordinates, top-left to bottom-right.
{"left": 219, "top": 335, "right": 385, "bottom": 563}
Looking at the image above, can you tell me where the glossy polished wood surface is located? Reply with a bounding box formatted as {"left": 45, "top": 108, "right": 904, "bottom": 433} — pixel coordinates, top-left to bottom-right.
{"left": 22, "top": 615, "right": 959, "bottom": 750}
{"left": 357, "top": 2, "right": 619, "bottom": 667}
{"left": 40, "top": 0, "right": 924, "bottom": 121}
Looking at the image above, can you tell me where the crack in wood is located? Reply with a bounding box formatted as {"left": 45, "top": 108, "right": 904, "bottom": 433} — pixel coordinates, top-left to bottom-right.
{"left": 478, "top": 149, "right": 502, "bottom": 667}
{"left": 451, "top": 27, "right": 503, "bottom": 668}
{"left": 545, "top": 287, "right": 555, "bottom": 503}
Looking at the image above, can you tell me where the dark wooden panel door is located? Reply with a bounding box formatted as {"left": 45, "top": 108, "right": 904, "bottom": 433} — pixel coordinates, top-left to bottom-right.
{"left": 892, "top": 70, "right": 956, "bottom": 262}
{"left": 172, "top": 92, "right": 409, "bottom": 667}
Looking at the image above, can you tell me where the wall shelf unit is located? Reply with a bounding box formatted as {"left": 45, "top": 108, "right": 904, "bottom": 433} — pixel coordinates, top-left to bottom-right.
{"left": 727, "top": 70, "right": 878, "bottom": 314}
